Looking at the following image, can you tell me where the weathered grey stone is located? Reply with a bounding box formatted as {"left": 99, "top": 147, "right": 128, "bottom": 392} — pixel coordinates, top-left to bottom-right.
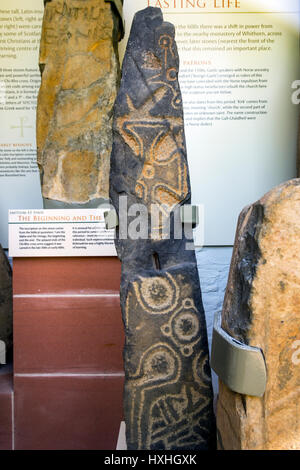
{"left": 110, "top": 7, "right": 215, "bottom": 450}
{"left": 37, "top": 0, "right": 123, "bottom": 206}
{"left": 217, "top": 179, "right": 300, "bottom": 450}
{"left": 0, "top": 245, "right": 12, "bottom": 356}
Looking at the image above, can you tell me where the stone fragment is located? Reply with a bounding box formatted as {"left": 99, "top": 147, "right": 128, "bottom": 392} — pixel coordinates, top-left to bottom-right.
{"left": 217, "top": 179, "right": 300, "bottom": 450}
{"left": 37, "top": 0, "right": 123, "bottom": 206}
{"left": 0, "top": 245, "right": 12, "bottom": 355}
{"left": 110, "top": 7, "right": 215, "bottom": 450}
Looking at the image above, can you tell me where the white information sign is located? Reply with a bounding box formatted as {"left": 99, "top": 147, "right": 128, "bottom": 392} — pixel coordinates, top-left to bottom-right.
{"left": 120, "top": 0, "right": 300, "bottom": 245}
{"left": 8, "top": 209, "right": 117, "bottom": 257}
{"left": 0, "top": 0, "right": 44, "bottom": 247}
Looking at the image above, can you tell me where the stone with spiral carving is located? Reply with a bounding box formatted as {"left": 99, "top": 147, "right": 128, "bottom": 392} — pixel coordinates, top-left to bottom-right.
{"left": 110, "top": 7, "right": 215, "bottom": 450}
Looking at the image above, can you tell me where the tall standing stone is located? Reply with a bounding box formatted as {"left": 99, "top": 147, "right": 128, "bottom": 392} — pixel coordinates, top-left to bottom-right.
{"left": 37, "top": 0, "right": 123, "bottom": 207}
{"left": 110, "top": 7, "right": 215, "bottom": 450}
{"left": 0, "top": 245, "right": 12, "bottom": 356}
{"left": 217, "top": 179, "right": 300, "bottom": 450}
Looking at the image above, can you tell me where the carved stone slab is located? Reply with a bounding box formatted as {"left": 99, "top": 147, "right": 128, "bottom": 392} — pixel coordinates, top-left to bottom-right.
{"left": 37, "top": 0, "right": 122, "bottom": 206}
{"left": 110, "top": 7, "right": 215, "bottom": 450}
{"left": 0, "top": 245, "right": 12, "bottom": 354}
{"left": 217, "top": 179, "right": 300, "bottom": 450}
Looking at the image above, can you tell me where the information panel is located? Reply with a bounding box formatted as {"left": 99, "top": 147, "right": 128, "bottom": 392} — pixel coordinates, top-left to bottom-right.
{"left": 0, "top": 0, "right": 43, "bottom": 247}
{"left": 120, "top": 0, "right": 300, "bottom": 244}
{"left": 9, "top": 209, "right": 116, "bottom": 257}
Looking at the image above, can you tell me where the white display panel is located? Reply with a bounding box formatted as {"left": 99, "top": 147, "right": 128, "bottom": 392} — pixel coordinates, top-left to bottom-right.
{"left": 9, "top": 209, "right": 116, "bottom": 257}
{"left": 120, "top": 0, "right": 300, "bottom": 245}
{"left": 0, "top": 0, "right": 43, "bottom": 247}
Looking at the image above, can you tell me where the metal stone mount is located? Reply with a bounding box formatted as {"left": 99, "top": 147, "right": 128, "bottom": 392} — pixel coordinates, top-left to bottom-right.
{"left": 104, "top": 209, "right": 119, "bottom": 230}
{"left": 105, "top": 0, "right": 125, "bottom": 40}
{"left": 211, "top": 311, "right": 267, "bottom": 397}
{"left": 104, "top": 206, "right": 200, "bottom": 230}
{"left": 179, "top": 205, "right": 199, "bottom": 227}
{"left": 0, "top": 340, "right": 6, "bottom": 365}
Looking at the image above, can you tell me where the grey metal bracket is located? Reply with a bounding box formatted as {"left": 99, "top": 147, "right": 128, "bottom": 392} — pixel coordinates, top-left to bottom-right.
{"left": 211, "top": 312, "right": 267, "bottom": 397}
{"left": 180, "top": 205, "right": 199, "bottom": 227}
{"left": 105, "top": 0, "right": 125, "bottom": 40}
{"left": 0, "top": 340, "right": 6, "bottom": 365}
{"left": 104, "top": 209, "right": 119, "bottom": 230}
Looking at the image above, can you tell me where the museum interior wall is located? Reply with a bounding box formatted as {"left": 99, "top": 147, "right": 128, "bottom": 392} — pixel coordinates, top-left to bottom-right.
{"left": 0, "top": 0, "right": 299, "bottom": 451}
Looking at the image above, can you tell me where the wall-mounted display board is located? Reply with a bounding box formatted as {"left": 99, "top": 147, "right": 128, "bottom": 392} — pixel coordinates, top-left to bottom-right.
{"left": 0, "top": 0, "right": 299, "bottom": 247}
{"left": 0, "top": 0, "right": 43, "bottom": 247}
{"left": 9, "top": 209, "right": 116, "bottom": 257}
{"left": 120, "top": 0, "right": 300, "bottom": 245}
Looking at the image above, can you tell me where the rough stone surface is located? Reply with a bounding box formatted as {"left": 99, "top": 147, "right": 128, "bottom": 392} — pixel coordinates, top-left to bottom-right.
{"left": 110, "top": 7, "right": 215, "bottom": 450}
{"left": 0, "top": 246, "right": 12, "bottom": 353}
{"left": 217, "top": 179, "right": 300, "bottom": 450}
{"left": 37, "top": 0, "right": 122, "bottom": 205}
